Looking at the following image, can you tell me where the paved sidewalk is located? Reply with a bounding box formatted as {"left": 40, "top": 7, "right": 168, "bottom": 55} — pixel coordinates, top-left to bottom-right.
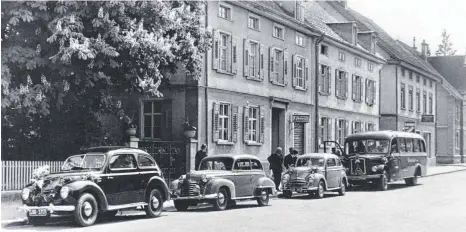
{"left": 2, "top": 163, "right": 466, "bottom": 225}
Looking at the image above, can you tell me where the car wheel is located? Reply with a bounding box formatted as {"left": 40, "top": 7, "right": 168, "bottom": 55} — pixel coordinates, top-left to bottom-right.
{"left": 256, "top": 189, "right": 269, "bottom": 206}
{"left": 145, "top": 189, "right": 163, "bottom": 218}
{"left": 73, "top": 193, "right": 98, "bottom": 227}
{"left": 314, "top": 181, "right": 325, "bottom": 199}
{"left": 27, "top": 214, "right": 48, "bottom": 226}
{"left": 338, "top": 181, "right": 346, "bottom": 196}
{"left": 174, "top": 200, "right": 190, "bottom": 211}
{"left": 379, "top": 171, "right": 389, "bottom": 191}
{"left": 405, "top": 176, "right": 418, "bottom": 186}
{"left": 282, "top": 190, "right": 293, "bottom": 198}
{"left": 212, "top": 187, "right": 229, "bottom": 211}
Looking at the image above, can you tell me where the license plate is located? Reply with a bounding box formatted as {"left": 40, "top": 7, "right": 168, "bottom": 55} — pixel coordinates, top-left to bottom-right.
{"left": 29, "top": 209, "right": 47, "bottom": 216}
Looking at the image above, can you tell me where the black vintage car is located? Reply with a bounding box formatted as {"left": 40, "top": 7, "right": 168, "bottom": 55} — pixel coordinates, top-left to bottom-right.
{"left": 19, "top": 146, "right": 170, "bottom": 227}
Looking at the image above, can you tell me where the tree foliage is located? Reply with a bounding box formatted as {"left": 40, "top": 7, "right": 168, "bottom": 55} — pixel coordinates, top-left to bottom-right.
{"left": 435, "top": 29, "right": 456, "bottom": 56}
{"left": 1, "top": 1, "right": 211, "bottom": 160}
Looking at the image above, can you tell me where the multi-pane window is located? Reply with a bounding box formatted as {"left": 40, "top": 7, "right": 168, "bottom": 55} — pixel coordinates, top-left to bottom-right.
{"left": 319, "top": 64, "right": 331, "bottom": 95}
{"left": 219, "top": 33, "right": 229, "bottom": 71}
{"left": 416, "top": 89, "right": 421, "bottom": 112}
{"left": 218, "top": 5, "right": 231, "bottom": 20}
{"left": 408, "top": 86, "right": 413, "bottom": 111}
{"left": 423, "top": 78, "right": 427, "bottom": 86}
{"left": 319, "top": 117, "right": 332, "bottom": 146}
{"left": 368, "top": 62, "right": 374, "bottom": 71}
{"left": 143, "top": 101, "right": 163, "bottom": 139}
{"left": 456, "top": 103, "right": 461, "bottom": 121}
{"left": 429, "top": 80, "right": 433, "bottom": 88}
{"left": 270, "top": 48, "right": 284, "bottom": 84}
{"left": 338, "top": 51, "right": 346, "bottom": 61}
{"left": 320, "top": 44, "right": 328, "bottom": 55}
{"left": 409, "top": 71, "right": 413, "bottom": 80}
{"left": 400, "top": 83, "right": 406, "bottom": 109}
{"left": 366, "top": 79, "right": 376, "bottom": 106}
{"left": 352, "top": 75, "right": 363, "bottom": 102}
{"left": 248, "top": 107, "right": 259, "bottom": 142}
{"left": 336, "top": 119, "right": 348, "bottom": 145}
{"left": 429, "top": 93, "right": 433, "bottom": 114}
{"left": 219, "top": 103, "right": 230, "bottom": 141}
{"left": 366, "top": 123, "right": 375, "bottom": 131}
{"left": 273, "top": 25, "right": 284, "bottom": 39}
{"left": 401, "top": 68, "right": 406, "bottom": 77}
{"left": 295, "top": 1, "right": 304, "bottom": 21}
{"left": 296, "top": 33, "right": 304, "bottom": 47}
{"left": 295, "top": 56, "right": 305, "bottom": 88}
{"left": 352, "top": 121, "right": 362, "bottom": 134}
{"left": 335, "top": 70, "right": 348, "bottom": 99}
{"left": 355, "top": 57, "right": 361, "bottom": 67}
{"left": 248, "top": 41, "right": 258, "bottom": 77}
{"left": 248, "top": 16, "right": 259, "bottom": 30}
{"left": 423, "top": 91, "right": 427, "bottom": 113}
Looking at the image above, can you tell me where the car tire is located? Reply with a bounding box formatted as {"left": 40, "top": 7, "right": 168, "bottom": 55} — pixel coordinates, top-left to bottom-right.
{"left": 73, "top": 193, "right": 98, "bottom": 227}
{"left": 338, "top": 181, "right": 346, "bottom": 196}
{"left": 212, "top": 187, "right": 229, "bottom": 211}
{"left": 405, "top": 176, "right": 418, "bottom": 186}
{"left": 379, "top": 171, "right": 389, "bottom": 191}
{"left": 145, "top": 189, "right": 163, "bottom": 218}
{"left": 282, "top": 190, "right": 293, "bottom": 198}
{"left": 314, "top": 181, "right": 325, "bottom": 199}
{"left": 256, "top": 189, "right": 270, "bottom": 206}
{"left": 27, "top": 214, "right": 48, "bottom": 226}
{"left": 174, "top": 200, "right": 190, "bottom": 211}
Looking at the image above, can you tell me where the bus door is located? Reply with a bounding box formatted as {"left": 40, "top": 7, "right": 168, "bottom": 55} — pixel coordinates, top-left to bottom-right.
{"left": 323, "top": 141, "right": 344, "bottom": 157}
{"left": 388, "top": 138, "right": 402, "bottom": 180}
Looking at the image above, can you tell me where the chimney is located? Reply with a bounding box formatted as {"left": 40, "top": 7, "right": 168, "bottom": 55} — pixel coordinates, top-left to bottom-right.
{"left": 421, "top": 40, "right": 429, "bottom": 60}
{"left": 412, "top": 37, "right": 417, "bottom": 50}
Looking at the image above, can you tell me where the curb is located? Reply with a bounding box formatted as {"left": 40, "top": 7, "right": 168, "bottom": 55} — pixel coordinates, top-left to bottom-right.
{"left": 424, "top": 167, "right": 466, "bottom": 177}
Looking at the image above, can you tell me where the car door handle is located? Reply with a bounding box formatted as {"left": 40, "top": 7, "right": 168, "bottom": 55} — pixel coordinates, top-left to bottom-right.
{"left": 107, "top": 176, "right": 114, "bottom": 179}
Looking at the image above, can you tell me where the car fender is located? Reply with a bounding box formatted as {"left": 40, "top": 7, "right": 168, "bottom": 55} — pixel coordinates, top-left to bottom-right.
{"left": 170, "top": 179, "right": 180, "bottom": 191}
{"left": 204, "top": 178, "right": 236, "bottom": 199}
{"left": 67, "top": 180, "right": 108, "bottom": 210}
{"left": 254, "top": 176, "right": 275, "bottom": 196}
{"left": 147, "top": 176, "right": 170, "bottom": 202}
{"left": 312, "top": 173, "right": 328, "bottom": 190}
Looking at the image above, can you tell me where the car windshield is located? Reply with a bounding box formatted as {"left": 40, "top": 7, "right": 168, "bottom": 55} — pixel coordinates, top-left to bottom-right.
{"left": 199, "top": 157, "right": 234, "bottom": 171}
{"left": 62, "top": 154, "right": 106, "bottom": 171}
{"left": 346, "top": 139, "right": 390, "bottom": 154}
{"left": 296, "top": 157, "right": 325, "bottom": 167}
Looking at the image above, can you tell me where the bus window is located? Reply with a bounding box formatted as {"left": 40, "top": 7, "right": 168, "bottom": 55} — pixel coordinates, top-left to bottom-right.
{"left": 405, "top": 138, "right": 413, "bottom": 152}
{"left": 398, "top": 138, "right": 407, "bottom": 152}
{"left": 390, "top": 139, "right": 399, "bottom": 153}
{"left": 420, "top": 140, "right": 426, "bottom": 152}
{"left": 413, "top": 139, "right": 420, "bottom": 152}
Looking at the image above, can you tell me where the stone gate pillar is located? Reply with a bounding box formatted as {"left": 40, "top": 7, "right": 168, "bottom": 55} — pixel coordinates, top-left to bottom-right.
{"left": 186, "top": 138, "right": 198, "bottom": 172}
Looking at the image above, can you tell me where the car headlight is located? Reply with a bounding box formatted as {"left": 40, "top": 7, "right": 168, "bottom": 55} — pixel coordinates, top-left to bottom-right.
{"left": 381, "top": 157, "right": 388, "bottom": 163}
{"left": 201, "top": 174, "right": 208, "bottom": 183}
{"left": 282, "top": 174, "right": 290, "bottom": 182}
{"left": 21, "top": 188, "right": 30, "bottom": 200}
{"left": 193, "top": 185, "right": 201, "bottom": 193}
{"left": 60, "top": 186, "right": 70, "bottom": 199}
{"left": 371, "top": 166, "right": 378, "bottom": 172}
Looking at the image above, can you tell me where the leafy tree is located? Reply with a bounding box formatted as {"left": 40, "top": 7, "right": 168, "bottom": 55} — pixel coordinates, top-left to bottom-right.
{"left": 1, "top": 1, "right": 211, "bottom": 160}
{"left": 435, "top": 29, "right": 457, "bottom": 56}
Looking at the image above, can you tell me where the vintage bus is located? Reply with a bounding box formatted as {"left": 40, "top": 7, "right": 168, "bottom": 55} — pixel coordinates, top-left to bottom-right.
{"left": 324, "top": 130, "right": 427, "bottom": 191}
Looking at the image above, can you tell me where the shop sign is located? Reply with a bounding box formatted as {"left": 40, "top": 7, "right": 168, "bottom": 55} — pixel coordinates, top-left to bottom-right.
{"left": 421, "top": 115, "right": 434, "bottom": 123}
{"left": 292, "top": 115, "right": 310, "bottom": 123}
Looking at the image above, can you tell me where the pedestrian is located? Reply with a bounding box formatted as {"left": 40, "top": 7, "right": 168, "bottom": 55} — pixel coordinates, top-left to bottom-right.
{"left": 268, "top": 147, "right": 284, "bottom": 191}
{"left": 283, "top": 147, "right": 296, "bottom": 169}
{"left": 195, "top": 144, "right": 207, "bottom": 171}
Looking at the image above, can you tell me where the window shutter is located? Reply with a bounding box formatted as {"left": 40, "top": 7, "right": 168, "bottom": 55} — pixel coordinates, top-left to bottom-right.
{"left": 283, "top": 51, "right": 289, "bottom": 85}
{"left": 232, "top": 105, "right": 238, "bottom": 143}
{"left": 269, "top": 47, "right": 274, "bottom": 83}
{"left": 232, "top": 36, "right": 238, "bottom": 74}
{"left": 212, "top": 29, "right": 219, "bottom": 70}
{"left": 361, "top": 122, "right": 365, "bottom": 133}
{"left": 259, "top": 105, "right": 265, "bottom": 144}
{"left": 335, "top": 119, "right": 339, "bottom": 143}
{"left": 372, "top": 81, "right": 376, "bottom": 105}
{"left": 243, "top": 106, "right": 249, "bottom": 143}
{"left": 260, "top": 44, "right": 265, "bottom": 80}
{"left": 227, "top": 36, "right": 232, "bottom": 73}
{"left": 292, "top": 54, "right": 297, "bottom": 87}
{"left": 213, "top": 102, "right": 220, "bottom": 142}
{"left": 318, "top": 65, "right": 323, "bottom": 92}
{"left": 328, "top": 118, "right": 333, "bottom": 141}
{"left": 352, "top": 75, "right": 356, "bottom": 100}
{"left": 304, "top": 58, "right": 309, "bottom": 90}
{"left": 344, "top": 72, "right": 348, "bottom": 99}
{"left": 345, "top": 120, "right": 349, "bottom": 138}
{"left": 335, "top": 70, "right": 340, "bottom": 97}
{"left": 365, "top": 79, "right": 369, "bottom": 104}
{"left": 243, "top": 39, "right": 250, "bottom": 77}
{"left": 327, "top": 67, "right": 332, "bottom": 95}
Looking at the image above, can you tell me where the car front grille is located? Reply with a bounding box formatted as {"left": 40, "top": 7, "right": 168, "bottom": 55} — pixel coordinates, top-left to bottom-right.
{"left": 180, "top": 181, "right": 199, "bottom": 197}
{"left": 350, "top": 158, "right": 366, "bottom": 175}
{"left": 31, "top": 190, "right": 56, "bottom": 206}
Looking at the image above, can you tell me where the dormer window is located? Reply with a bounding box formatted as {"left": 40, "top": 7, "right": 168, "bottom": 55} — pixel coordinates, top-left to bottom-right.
{"left": 352, "top": 25, "right": 358, "bottom": 46}
{"left": 320, "top": 44, "right": 329, "bottom": 56}
{"left": 371, "top": 35, "right": 376, "bottom": 53}
{"left": 339, "top": 51, "right": 346, "bottom": 62}
{"left": 273, "top": 24, "right": 285, "bottom": 40}
{"left": 295, "top": 2, "right": 304, "bottom": 22}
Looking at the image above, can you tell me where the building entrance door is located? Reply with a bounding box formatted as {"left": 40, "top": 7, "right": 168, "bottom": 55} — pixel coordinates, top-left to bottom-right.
{"left": 423, "top": 132, "right": 432, "bottom": 158}
{"left": 271, "top": 108, "right": 285, "bottom": 152}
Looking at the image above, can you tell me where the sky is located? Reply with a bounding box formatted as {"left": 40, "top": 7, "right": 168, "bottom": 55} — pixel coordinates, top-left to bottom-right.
{"left": 348, "top": 0, "right": 466, "bottom": 55}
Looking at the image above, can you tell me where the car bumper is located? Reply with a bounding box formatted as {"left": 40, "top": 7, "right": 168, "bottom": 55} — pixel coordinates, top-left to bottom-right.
{"left": 348, "top": 174, "right": 383, "bottom": 181}
{"left": 282, "top": 183, "right": 317, "bottom": 192}
{"left": 170, "top": 193, "right": 218, "bottom": 201}
{"left": 18, "top": 204, "right": 75, "bottom": 212}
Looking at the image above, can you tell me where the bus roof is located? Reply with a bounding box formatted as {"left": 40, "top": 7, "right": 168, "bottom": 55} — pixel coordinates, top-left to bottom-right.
{"left": 345, "top": 130, "right": 425, "bottom": 141}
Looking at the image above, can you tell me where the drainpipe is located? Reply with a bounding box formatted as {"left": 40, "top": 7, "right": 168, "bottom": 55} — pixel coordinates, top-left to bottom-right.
{"left": 461, "top": 99, "right": 465, "bottom": 163}
{"left": 204, "top": 2, "right": 209, "bottom": 149}
{"left": 314, "top": 34, "right": 325, "bottom": 152}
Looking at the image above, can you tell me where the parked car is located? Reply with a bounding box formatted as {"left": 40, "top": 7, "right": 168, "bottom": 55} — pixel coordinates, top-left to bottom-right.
{"left": 281, "top": 153, "right": 347, "bottom": 199}
{"left": 324, "top": 130, "right": 427, "bottom": 191}
{"left": 170, "top": 154, "right": 275, "bottom": 211}
{"left": 19, "top": 146, "right": 170, "bottom": 227}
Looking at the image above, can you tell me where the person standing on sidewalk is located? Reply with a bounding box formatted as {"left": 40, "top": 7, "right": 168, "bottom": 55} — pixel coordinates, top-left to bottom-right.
{"left": 195, "top": 144, "right": 207, "bottom": 171}
{"left": 268, "top": 147, "right": 284, "bottom": 191}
